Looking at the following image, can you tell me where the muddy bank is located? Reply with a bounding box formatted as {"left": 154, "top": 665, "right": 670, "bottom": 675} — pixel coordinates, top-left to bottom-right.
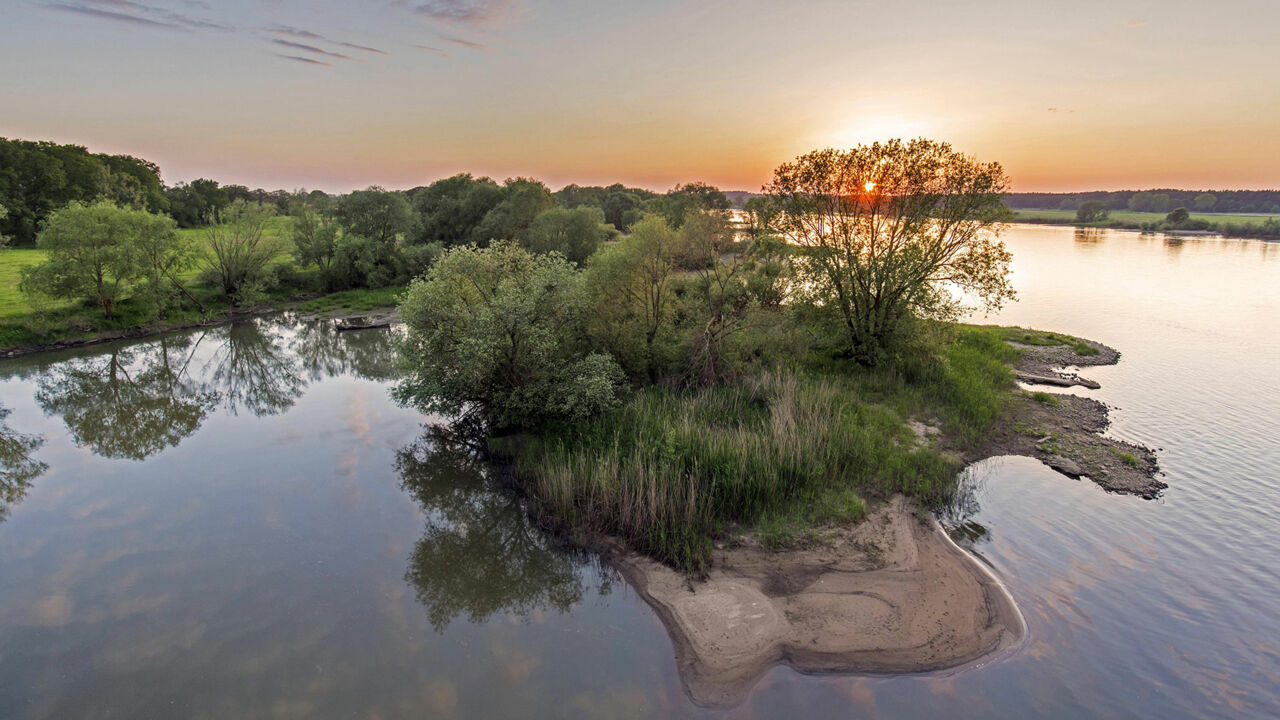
{"left": 608, "top": 496, "right": 1024, "bottom": 707}
{"left": 969, "top": 339, "right": 1165, "bottom": 498}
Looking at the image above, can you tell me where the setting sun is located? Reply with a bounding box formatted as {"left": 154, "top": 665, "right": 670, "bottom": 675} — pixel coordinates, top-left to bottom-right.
{"left": 864, "top": 181, "right": 877, "bottom": 192}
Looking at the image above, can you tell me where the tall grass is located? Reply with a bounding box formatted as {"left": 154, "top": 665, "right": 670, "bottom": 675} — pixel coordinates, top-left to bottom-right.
{"left": 519, "top": 327, "right": 1018, "bottom": 572}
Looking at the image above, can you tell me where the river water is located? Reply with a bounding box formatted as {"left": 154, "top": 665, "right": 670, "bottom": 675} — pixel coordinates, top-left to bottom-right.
{"left": 0, "top": 225, "right": 1276, "bottom": 718}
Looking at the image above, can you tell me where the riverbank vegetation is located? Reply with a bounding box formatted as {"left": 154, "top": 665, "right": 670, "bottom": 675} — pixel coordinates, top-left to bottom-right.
{"left": 0, "top": 135, "right": 727, "bottom": 352}
{"left": 395, "top": 139, "right": 1026, "bottom": 572}
{"left": 1009, "top": 207, "right": 1280, "bottom": 238}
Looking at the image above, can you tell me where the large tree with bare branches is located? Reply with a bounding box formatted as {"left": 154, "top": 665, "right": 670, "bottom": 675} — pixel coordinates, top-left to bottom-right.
{"left": 766, "top": 138, "right": 1014, "bottom": 361}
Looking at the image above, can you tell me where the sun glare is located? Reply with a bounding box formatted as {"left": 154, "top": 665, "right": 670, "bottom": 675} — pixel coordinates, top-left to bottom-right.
{"left": 864, "top": 181, "right": 876, "bottom": 192}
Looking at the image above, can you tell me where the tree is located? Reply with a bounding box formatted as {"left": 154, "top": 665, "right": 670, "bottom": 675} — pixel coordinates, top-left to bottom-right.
{"left": 584, "top": 215, "right": 680, "bottom": 382}
{"left": 334, "top": 187, "right": 412, "bottom": 248}
{"left": 395, "top": 242, "right": 625, "bottom": 429}
{"left": 202, "top": 200, "right": 286, "bottom": 303}
{"left": 743, "top": 196, "right": 778, "bottom": 237}
{"left": 1076, "top": 200, "right": 1110, "bottom": 223}
{"left": 519, "top": 206, "right": 616, "bottom": 265}
{"left": 290, "top": 201, "right": 341, "bottom": 287}
{"left": 472, "top": 178, "right": 556, "bottom": 244}
{"left": 766, "top": 139, "right": 1014, "bottom": 361}
{"left": 1166, "top": 207, "right": 1190, "bottom": 225}
{"left": 410, "top": 173, "right": 504, "bottom": 246}
{"left": 131, "top": 208, "right": 202, "bottom": 317}
{"left": 1193, "top": 193, "right": 1218, "bottom": 212}
{"left": 18, "top": 201, "right": 157, "bottom": 318}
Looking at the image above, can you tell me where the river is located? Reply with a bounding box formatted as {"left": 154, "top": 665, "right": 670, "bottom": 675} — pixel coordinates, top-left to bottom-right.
{"left": 0, "top": 225, "right": 1276, "bottom": 718}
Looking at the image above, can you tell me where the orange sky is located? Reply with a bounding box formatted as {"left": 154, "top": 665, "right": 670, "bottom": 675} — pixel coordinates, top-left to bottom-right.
{"left": 3, "top": 0, "right": 1277, "bottom": 193}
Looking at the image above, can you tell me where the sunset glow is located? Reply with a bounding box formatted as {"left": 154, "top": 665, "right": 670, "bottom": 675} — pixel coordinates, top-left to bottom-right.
{"left": 2, "top": 1, "right": 1278, "bottom": 192}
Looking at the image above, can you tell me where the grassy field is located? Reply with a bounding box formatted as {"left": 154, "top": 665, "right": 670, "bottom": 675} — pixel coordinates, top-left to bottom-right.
{"left": 0, "top": 216, "right": 400, "bottom": 350}
{"left": 1012, "top": 208, "right": 1280, "bottom": 226}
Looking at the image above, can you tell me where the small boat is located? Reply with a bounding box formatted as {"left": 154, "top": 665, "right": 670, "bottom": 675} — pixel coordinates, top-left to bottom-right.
{"left": 334, "top": 315, "right": 392, "bottom": 332}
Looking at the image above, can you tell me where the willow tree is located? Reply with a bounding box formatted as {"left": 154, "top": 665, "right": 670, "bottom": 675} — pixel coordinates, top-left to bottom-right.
{"left": 766, "top": 139, "right": 1014, "bottom": 361}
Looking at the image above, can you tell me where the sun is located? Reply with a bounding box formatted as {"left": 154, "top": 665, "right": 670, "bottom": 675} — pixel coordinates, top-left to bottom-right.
{"left": 864, "top": 181, "right": 876, "bottom": 192}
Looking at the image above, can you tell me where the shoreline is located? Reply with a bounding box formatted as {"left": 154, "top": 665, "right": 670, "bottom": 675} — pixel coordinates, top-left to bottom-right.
{"left": 1011, "top": 218, "right": 1279, "bottom": 241}
{"left": 589, "top": 333, "right": 1161, "bottom": 707}
{"left": 0, "top": 301, "right": 401, "bottom": 360}
{"left": 605, "top": 496, "right": 1026, "bottom": 708}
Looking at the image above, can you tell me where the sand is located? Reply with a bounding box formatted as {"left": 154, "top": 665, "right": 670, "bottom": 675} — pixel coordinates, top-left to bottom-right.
{"left": 608, "top": 496, "right": 1025, "bottom": 707}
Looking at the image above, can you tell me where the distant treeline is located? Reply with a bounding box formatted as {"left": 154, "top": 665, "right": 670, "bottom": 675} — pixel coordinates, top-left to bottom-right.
{"left": 1004, "top": 190, "right": 1280, "bottom": 214}
{"left": 0, "top": 136, "right": 735, "bottom": 246}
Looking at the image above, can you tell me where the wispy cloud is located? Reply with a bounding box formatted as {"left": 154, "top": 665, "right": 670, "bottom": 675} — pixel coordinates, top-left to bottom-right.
{"left": 1124, "top": 20, "right": 1148, "bottom": 28}
{"left": 413, "top": 44, "right": 450, "bottom": 57}
{"left": 271, "top": 39, "right": 352, "bottom": 61}
{"left": 409, "top": 0, "right": 515, "bottom": 24}
{"left": 266, "top": 24, "right": 327, "bottom": 41}
{"left": 443, "top": 35, "right": 486, "bottom": 49}
{"left": 340, "top": 41, "right": 388, "bottom": 55}
{"left": 45, "top": 2, "right": 180, "bottom": 29}
{"left": 275, "top": 53, "right": 332, "bottom": 67}
{"left": 46, "top": 0, "right": 232, "bottom": 31}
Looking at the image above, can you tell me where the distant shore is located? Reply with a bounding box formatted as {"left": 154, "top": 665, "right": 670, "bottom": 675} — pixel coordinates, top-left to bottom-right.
{"left": 1011, "top": 210, "right": 1280, "bottom": 240}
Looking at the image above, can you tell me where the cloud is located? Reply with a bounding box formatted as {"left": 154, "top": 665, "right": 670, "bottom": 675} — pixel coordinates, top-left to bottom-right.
{"left": 46, "top": 0, "right": 233, "bottom": 31}
{"left": 409, "top": 0, "right": 515, "bottom": 24}
{"left": 275, "top": 53, "right": 332, "bottom": 67}
{"left": 271, "top": 39, "right": 353, "bottom": 61}
{"left": 45, "top": 2, "right": 181, "bottom": 29}
{"left": 443, "top": 35, "right": 487, "bottom": 49}
{"left": 1124, "top": 20, "right": 1148, "bottom": 28}
{"left": 266, "top": 24, "right": 327, "bottom": 41}
{"left": 413, "top": 44, "right": 450, "bottom": 56}
{"left": 1047, "top": 107, "right": 1076, "bottom": 114}
{"left": 340, "top": 41, "right": 388, "bottom": 55}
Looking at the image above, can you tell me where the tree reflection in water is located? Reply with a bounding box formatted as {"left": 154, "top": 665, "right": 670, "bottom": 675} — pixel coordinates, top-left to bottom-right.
{"left": 397, "top": 424, "right": 612, "bottom": 631}
{"left": 35, "top": 335, "right": 219, "bottom": 460}
{"left": 939, "top": 463, "right": 992, "bottom": 552}
{"left": 201, "top": 320, "right": 306, "bottom": 417}
{"left": 0, "top": 405, "right": 46, "bottom": 522}
{"left": 290, "top": 319, "right": 402, "bottom": 383}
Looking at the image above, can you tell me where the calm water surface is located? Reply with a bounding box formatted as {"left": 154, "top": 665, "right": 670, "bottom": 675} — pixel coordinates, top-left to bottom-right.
{"left": 0, "top": 225, "right": 1277, "bottom": 718}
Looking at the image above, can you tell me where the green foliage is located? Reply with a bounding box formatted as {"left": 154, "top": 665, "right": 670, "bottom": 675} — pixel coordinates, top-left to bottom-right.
{"left": 201, "top": 200, "right": 288, "bottom": 304}
{"left": 521, "top": 370, "right": 960, "bottom": 572}
{"left": 0, "top": 137, "right": 167, "bottom": 244}
{"left": 395, "top": 242, "right": 626, "bottom": 429}
{"left": 769, "top": 139, "right": 1014, "bottom": 362}
{"left": 335, "top": 187, "right": 413, "bottom": 248}
{"left": 410, "top": 173, "right": 504, "bottom": 246}
{"left": 166, "top": 178, "right": 229, "bottom": 228}
{"left": 18, "top": 201, "right": 179, "bottom": 319}
{"left": 519, "top": 206, "right": 617, "bottom": 265}
{"left": 1076, "top": 200, "right": 1110, "bottom": 223}
{"left": 1031, "top": 390, "right": 1060, "bottom": 406}
{"left": 290, "top": 202, "right": 341, "bottom": 286}
{"left": 583, "top": 215, "right": 681, "bottom": 382}
{"left": 1166, "top": 207, "right": 1191, "bottom": 225}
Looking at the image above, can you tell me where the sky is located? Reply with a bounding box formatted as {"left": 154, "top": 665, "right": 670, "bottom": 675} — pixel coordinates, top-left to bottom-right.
{"left": 2, "top": 0, "right": 1278, "bottom": 193}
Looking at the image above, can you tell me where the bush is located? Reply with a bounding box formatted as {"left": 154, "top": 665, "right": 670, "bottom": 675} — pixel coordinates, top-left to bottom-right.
{"left": 395, "top": 241, "right": 626, "bottom": 429}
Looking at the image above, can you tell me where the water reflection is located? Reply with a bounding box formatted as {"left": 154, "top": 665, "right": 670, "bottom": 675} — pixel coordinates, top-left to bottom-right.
{"left": 27, "top": 316, "right": 401, "bottom": 462}
{"left": 34, "top": 336, "right": 218, "bottom": 460}
{"left": 0, "top": 405, "right": 45, "bottom": 522}
{"left": 397, "top": 425, "right": 612, "bottom": 631}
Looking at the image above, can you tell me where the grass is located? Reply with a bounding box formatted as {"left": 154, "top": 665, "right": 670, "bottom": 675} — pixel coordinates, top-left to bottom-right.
{"left": 517, "top": 325, "right": 1019, "bottom": 572}
{"left": 1111, "top": 448, "right": 1142, "bottom": 468}
{"left": 0, "top": 217, "right": 367, "bottom": 350}
{"left": 992, "top": 326, "right": 1100, "bottom": 356}
{"left": 1030, "top": 390, "right": 1061, "bottom": 406}
{"left": 297, "top": 285, "right": 406, "bottom": 314}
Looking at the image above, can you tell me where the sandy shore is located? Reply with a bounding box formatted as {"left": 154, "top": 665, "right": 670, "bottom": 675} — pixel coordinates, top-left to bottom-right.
{"left": 601, "top": 334, "right": 1160, "bottom": 707}
{"left": 608, "top": 496, "right": 1025, "bottom": 707}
